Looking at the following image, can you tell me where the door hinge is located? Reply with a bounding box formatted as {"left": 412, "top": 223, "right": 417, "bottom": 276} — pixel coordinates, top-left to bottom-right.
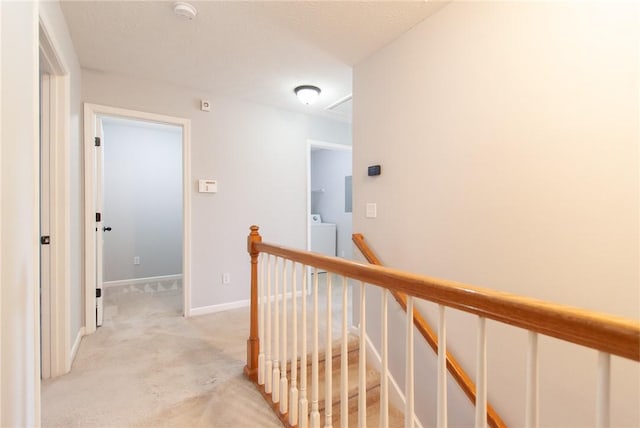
{"left": 96, "top": 212, "right": 101, "bottom": 222}
{"left": 94, "top": 137, "right": 101, "bottom": 147}
{"left": 40, "top": 235, "right": 50, "bottom": 245}
{"left": 96, "top": 288, "right": 102, "bottom": 298}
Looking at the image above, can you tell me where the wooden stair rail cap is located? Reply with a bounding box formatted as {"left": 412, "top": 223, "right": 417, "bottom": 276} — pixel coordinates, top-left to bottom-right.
{"left": 253, "top": 240, "right": 640, "bottom": 362}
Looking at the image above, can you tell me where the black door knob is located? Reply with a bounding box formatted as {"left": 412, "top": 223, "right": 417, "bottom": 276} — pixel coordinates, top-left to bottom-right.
{"left": 103, "top": 226, "right": 112, "bottom": 232}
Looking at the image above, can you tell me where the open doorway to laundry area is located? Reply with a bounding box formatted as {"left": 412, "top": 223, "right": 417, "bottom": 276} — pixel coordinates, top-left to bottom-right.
{"left": 306, "top": 140, "right": 353, "bottom": 265}
{"left": 305, "top": 139, "right": 354, "bottom": 339}
{"left": 84, "top": 104, "right": 192, "bottom": 335}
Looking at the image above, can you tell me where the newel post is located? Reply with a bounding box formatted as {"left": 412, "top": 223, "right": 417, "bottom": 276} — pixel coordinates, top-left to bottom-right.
{"left": 244, "top": 225, "right": 262, "bottom": 381}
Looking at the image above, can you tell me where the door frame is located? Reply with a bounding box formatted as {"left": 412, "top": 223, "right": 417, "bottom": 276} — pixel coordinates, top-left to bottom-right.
{"left": 305, "top": 139, "right": 352, "bottom": 253}
{"left": 83, "top": 103, "right": 192, "bottom": 334}
{"left": 39, "top": 16, "right": 72, "bottom": 377}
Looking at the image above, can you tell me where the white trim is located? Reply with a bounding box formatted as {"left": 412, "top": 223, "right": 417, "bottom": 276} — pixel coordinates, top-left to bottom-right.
{"left": 306, "top": 142, "right": 312, "bottom": 254}
{"left": 0, "top": 0, "right": 3, "bottom": 419}
{"left": 270, "top": 290, "right": 304, "bottom": 301}
{"left": 84, "top": 103, "right": 192, "bottom": 334}
{"left": 190, "top": 289, "right": 304, "bottom": 317}
{"left": 190, "top": 299, "right": 251, "bottom": 316}
{"left": 103, "top": 274, "right": 183, "bottom": 288}
{"left": 307, "top": 139, "right": 352, "bottom": 151}
{"left": 182, "top": 120, "right": 192, "bottom": 317}
{"left": 68, "top": 327, "right": 85, "bottom": 369}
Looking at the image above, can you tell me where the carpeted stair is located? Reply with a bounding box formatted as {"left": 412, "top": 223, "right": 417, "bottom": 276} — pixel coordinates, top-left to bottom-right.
{"left": 258, "top": 335, "right": 404, "bottom": 427}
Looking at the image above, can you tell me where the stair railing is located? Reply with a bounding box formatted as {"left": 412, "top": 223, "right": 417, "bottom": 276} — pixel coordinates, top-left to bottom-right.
{"left": 352, "top": 233, "right": 506, "bottom": 428}
{"left": 245, "top": 225, "right": 640, "bottom": 428}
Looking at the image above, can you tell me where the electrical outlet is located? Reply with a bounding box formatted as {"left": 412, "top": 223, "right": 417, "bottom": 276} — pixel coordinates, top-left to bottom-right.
{"left": 222, "top": 273, "right": 231, "bottom": 284}
{"left": 133, "top": 256, "right": 140, "bottom": 265}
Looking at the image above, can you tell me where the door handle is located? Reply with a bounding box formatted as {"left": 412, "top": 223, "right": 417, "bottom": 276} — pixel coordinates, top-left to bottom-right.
{"left": 103, "top": 226, "right": 112, "bottom": 232}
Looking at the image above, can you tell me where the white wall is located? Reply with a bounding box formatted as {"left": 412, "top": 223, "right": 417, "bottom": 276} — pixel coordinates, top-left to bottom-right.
{"left": 1, "top": 2, "right": 40, "bottom": 425}
{"left": 102, "top": 119, "right": 183, "bottom": 282}
{"left": 82, "top": 70, "right": 351, "bottom": 311}
{"left": 310, "top": 149, "right": 353, "bottom": 258}
{"left": 354, "top": 2, "right": 639, "bottom": 427}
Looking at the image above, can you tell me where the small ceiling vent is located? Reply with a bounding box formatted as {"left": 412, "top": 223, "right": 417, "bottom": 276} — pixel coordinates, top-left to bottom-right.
{"left": 325, "top": 94, "right": 352, "bottom": 121}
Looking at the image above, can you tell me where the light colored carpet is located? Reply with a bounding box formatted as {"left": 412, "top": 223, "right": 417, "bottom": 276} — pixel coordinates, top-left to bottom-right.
{"left": 42, "top": 279, "right": 282, "bottom": 428}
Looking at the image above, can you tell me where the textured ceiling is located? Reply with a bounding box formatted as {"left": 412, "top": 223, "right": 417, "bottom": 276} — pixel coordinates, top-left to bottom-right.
{"left": 60, "top": 1, "right": 448, "bottom": 121}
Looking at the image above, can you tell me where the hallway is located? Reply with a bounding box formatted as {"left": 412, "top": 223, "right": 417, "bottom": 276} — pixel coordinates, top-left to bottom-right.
{"left": 41, "top": 280, "right": 281, "bottom": 427}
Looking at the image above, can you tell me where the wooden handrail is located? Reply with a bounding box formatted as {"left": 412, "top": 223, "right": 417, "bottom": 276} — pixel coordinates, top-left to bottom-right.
{"left": 248, "top": 229, "right": 640, "bottom": 362}
{"left": 353, "top": 233, "right": 506, "bottom": 428}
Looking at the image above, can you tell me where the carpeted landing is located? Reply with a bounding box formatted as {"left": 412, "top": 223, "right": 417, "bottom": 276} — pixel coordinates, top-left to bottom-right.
{"left": 41, "top": 279, "right": 282, "bottom": 428}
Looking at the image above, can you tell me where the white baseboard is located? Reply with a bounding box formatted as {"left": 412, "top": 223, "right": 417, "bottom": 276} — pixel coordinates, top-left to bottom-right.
{"left": 268, "top": 290, "right": 304, "bottom": 301}
{"left": 189, "top": 289, "right": 305, "bottom": 317}
{"left": 190, "top": 299, "right": 251, "bottom": 316}
{"left": 68, "top": 327, "right": 85, "bottom": 371}
{"left": 103, "top": 274, "right": 183, "bottom": 288}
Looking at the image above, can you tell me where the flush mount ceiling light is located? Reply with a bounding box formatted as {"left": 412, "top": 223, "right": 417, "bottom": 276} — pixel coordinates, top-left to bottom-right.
{"left": 294, "top": 85, "right": 321, "bottom": 105}
{"left": 173, "top": 1, "right": 197, "bottom": 20}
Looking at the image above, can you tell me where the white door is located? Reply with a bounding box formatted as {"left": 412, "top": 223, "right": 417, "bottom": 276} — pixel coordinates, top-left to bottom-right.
{"left": 40, "top": 73, "right": 52, "bottom": 378}
{"left": 95, "top": 118, "right": 105, "bottom": 326}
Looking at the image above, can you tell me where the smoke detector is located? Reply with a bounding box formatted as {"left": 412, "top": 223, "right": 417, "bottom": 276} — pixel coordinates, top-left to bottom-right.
{"left": 173, "top": 2, "right": 197, "bottom": 20}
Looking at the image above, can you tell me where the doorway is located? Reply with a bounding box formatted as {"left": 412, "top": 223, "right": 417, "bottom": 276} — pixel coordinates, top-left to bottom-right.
{"left": 306, "top": 140, "right": 353, "bottom": 260}
{"left": 40, "top": 54, "right": 53, "bottom": 379}
{"left": 84, "top": 104, "right": 192, "bottom": 335}
{"left": 100, "top": 117, "right": 183, "bottom": 325}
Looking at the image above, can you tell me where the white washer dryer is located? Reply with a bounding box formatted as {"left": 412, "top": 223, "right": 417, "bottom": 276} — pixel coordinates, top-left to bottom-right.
{"left": 310, "top": 214, "right": 336, "bottom": 273}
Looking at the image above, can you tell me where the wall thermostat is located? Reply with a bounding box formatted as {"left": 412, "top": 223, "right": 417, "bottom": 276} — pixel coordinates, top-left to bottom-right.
{"left": 201, "top": 100, "right": 211, "bottom": 112}
{"left": 198, "top": 179, "right": 217, "bottom": 193}
{"left": 368, "top": 165, "right": 381, "bottom": 176}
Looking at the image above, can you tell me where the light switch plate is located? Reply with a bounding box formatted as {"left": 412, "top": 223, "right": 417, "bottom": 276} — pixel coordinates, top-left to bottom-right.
{"left": 198, "top": 179, "right": 217, "bottom": 193}
{"left": 366, "top": 203, "right": 377, "bottom": 218}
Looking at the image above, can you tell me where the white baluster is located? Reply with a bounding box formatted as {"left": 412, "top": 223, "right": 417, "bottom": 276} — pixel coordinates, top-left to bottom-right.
{"left": 379, "top": 289, "right": 388, "bottom": 428}
{"left": 273, "top": 257, "right": 280, "bottom": 403}
{"left": 596, "top": 352, "right": 611, "bottom": 428}
{"left": 280, "top": 260, "right": 289, "bottom": 414}
{"left": 437, "top": 305, "right": 447, "bottom": 428}
{"left": 310, "top": 268, "right": 321, "bottom": 428}
{"left": 265, "top": 254, "right": 273, "bottom": 394}
{"left": 341, "top": 276, "right": 349, "bottom": 428}
{"left": 325, "top": 274, "right": 333, "bottom": 428}
{"left": 289, "top": 262, "right": 299, "bottom": 426}
{"left": 359, "top": 282, "right": 367, "bottom": 428}
{"left": 299, "top": 266, "right": 309, "bottom": 428}
{"left": 405, "top": 297, "right": 415, "bottom": 428}
{"left": 258, "top": 253, "right": 265, "bottom": 386}
{"left": 475, "top": 317, "right": 487, "bottom": 428}
{"left": 525, "top": 331, "right": 539, "bottom": 428}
